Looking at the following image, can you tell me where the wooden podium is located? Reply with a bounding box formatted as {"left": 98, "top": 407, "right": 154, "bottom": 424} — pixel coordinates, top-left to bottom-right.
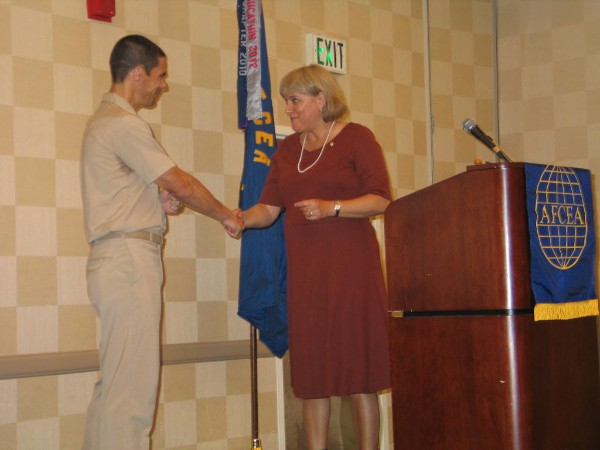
{"left": 384, "top": 163, "right": 600, "bottom": 449}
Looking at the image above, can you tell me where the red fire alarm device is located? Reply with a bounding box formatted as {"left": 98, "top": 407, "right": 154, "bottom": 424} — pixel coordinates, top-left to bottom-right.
{"left": 87, "top": 0, "right": 115, "bottom": 23}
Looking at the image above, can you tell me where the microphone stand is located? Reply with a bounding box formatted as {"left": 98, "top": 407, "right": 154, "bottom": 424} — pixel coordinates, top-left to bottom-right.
{"left": 493, "top": 147, "right": 513, "bottom": 163}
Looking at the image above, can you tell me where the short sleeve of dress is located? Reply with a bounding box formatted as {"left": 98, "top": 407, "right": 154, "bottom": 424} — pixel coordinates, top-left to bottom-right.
{"left": 259, "top": 142, "right": 285, "bottom": 208}
{"left": 352, "top": 124, "right": 392, "bottom": 201}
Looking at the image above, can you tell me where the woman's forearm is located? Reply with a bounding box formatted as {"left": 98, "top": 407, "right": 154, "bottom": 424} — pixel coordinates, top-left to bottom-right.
{"left": 243, "top": 203, "right": 281, "bottom": 228}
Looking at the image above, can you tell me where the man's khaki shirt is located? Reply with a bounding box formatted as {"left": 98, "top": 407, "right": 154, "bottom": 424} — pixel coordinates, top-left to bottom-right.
{"left": 80, "top": 92, "right": 176, "bottom": 243}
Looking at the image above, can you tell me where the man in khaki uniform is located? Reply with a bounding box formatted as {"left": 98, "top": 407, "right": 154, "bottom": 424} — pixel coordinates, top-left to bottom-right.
{"left": 80, "top": 35, "right": 242, "bottom": 450}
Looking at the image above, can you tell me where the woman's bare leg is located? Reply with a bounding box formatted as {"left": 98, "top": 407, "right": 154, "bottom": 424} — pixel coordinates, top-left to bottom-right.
{"left": 303, "top": 397, "right": 331, "bottom": 450}
{"left": 350, "top": 393, "right": 380, "bottom": 450}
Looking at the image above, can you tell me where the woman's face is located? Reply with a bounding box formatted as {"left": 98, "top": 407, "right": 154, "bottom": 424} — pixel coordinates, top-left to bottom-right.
{"left": 283, "top": 91, "right": 325, "bottom": 133}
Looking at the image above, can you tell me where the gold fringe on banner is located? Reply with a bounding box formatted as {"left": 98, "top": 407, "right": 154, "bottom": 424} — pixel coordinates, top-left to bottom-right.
{"left": 534, "top": 299, "right": 599, "bottom": 321}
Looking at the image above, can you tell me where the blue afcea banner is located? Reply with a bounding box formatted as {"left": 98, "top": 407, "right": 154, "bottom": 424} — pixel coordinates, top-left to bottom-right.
{"left": 236, "top": 0, "right": 288, "bottom": 357}
{"left": 524, "top": 163, "right": 599, "bottom": 320}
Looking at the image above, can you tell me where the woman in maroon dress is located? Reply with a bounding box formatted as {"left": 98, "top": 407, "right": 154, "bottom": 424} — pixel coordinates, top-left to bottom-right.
{"left": 241, "top": 64, "right": 391, "bottom": 450}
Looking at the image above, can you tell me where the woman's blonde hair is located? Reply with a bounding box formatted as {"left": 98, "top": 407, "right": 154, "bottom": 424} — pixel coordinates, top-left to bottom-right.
{"left": 279, "top": 64, "right": 348, "bottom": 122}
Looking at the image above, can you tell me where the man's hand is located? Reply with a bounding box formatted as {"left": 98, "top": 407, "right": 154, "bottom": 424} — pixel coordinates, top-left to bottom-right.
{"left": 223, "top": 208, "right": 244, "bottom": 239}
{"left": 160, "top": 189, "right": 184, "bottom": 215}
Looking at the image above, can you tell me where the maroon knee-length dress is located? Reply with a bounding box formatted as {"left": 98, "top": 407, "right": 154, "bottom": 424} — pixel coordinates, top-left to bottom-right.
{"left": 260, "top": 122, "right": 391, "bottom": 398}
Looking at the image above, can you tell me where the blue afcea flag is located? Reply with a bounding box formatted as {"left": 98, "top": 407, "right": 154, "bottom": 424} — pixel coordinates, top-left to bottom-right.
{"left": 524, "top": 163, "right": 599, "bottom": 321}
{"left": 236, "top": 0, "right": 288, "bottom": 357}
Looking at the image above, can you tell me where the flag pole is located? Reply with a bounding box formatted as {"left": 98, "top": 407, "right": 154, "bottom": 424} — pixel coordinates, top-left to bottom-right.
{"left": 237, "top": 2, "right": 287, "bottom": 448}
{"left": 251, "top": 325, "right": 262, "bottom": 449}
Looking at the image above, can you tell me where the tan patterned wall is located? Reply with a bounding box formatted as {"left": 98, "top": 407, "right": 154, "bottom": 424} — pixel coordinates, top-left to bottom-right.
{"left": 0, "top": 0, "right": 427, "bottom": 448}
{"left": 0, "top": 358, "right": 279, "bottom": 449}
{"left": 0, "top": 0, "right": 249, "bottom": 354}
{"left": 496, "top": 0, "right": 600, "bottom": 351}
{"left": 497, "top": 0, "right": 599, "bottom": 168}
{"left": 428, "top": 0, "right": 495, "bottom": 183}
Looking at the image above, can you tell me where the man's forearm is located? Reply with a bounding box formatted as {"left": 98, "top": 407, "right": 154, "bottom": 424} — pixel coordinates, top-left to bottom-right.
{"left": 156, "top": 166, "right": 232, "bottom": 222}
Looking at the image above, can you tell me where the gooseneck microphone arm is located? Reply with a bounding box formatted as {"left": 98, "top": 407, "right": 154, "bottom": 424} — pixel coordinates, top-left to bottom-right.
{"left": 462, "top": 118, "right": 513, "bottom": 163}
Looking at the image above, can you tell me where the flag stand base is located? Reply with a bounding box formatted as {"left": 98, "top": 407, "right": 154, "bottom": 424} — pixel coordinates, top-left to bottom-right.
{"left": 250, "top": 438, "right": 262, "bottom": 449}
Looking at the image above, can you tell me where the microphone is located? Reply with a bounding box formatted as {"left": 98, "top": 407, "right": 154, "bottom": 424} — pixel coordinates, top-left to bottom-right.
{"left": 462, "top": 118, "right": 513, "bottom": 163}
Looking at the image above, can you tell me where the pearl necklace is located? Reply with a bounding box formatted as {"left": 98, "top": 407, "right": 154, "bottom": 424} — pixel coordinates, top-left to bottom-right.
{"left": 297, "top": 121, "right": 336, "bottom": 173}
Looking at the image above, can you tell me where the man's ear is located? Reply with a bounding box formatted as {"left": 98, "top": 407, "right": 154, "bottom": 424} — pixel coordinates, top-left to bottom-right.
{"left": 131, "top": 64, "right": 145, "bottom": 82}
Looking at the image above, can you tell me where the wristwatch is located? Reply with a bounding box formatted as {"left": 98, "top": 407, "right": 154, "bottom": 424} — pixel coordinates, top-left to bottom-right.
{"left": 333, "top": 200, "right": 341, "bottom": 217}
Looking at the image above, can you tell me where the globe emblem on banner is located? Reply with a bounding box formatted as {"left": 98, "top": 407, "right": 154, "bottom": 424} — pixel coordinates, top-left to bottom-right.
{"left": 534, "top": 165, "right": 588, "bottom": 270}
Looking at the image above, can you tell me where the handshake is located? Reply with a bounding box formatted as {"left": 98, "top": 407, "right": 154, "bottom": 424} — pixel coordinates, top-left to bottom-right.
{"left": 224, "top": 208, "right": 245, "bottom": 240}
{"left": 160, "top": 188, "right": 245, "bottom": 240}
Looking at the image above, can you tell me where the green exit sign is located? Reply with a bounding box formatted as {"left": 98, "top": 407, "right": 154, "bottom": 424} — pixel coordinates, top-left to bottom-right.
{"left": 305, "top": 34, "right": 347, "bottom": 74}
